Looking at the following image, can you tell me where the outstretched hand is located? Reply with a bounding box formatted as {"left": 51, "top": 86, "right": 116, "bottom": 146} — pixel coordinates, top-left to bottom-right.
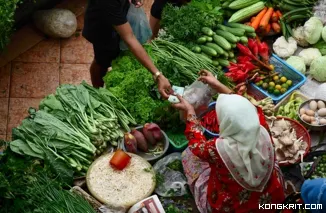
{"left": 157, "top": 75, "right": 173, "bottom": 99}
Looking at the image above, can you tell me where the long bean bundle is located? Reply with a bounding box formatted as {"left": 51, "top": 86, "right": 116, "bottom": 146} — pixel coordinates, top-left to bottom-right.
{"left": 151, "top": 39, "right": 233, "bottom": 88}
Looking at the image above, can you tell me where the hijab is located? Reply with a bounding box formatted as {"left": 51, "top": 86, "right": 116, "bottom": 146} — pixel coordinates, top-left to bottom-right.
{"left": 215, "top": 94, "right": 274, "bottom": 192}
{"left": 301, "top": 178, "right": 326, "bottom": 213}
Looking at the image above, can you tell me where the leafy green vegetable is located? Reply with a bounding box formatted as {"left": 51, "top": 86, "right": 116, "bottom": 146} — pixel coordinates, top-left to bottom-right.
{"left": 167, "top": 160, "right": 184, "bottom": 172}
{"left": 156, "top": 173, "right": 165, "bottom": 186}
{"left": 26, "top": 175, "right": 96, "bottom": 213}
{"left": 0, "top": 0, "right": 20, "bottom": 52}
{"left": 161, "top": 1, "right": 223, "bottom": 44}
{"left": 313, "top": 40, "right": 326, "bottom": 56}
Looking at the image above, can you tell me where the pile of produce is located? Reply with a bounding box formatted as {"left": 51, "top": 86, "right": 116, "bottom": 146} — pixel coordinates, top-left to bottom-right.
{"left": 273, "top": 16, "right": 326, "bottom": 83}
{"left": 276, "top": 92, "right": 304, "bottom": 120}
{"left": 161, "top": 0, "right": 223, "bottom": 44}
{"left": 201, "top": 110, "right": 219, "bottom": 133}
{"left": 9, "top": 82, "right": 136, "bottom": 176}
{"left": 303, "top": 156, "right": 326, "bottom": 179}
{"left": 255, "top": 72, "right": 293, "bottom": 96}
{"left": 246, "top": 7, "right": 282, "bottom": 36}
{"left": 192, "top": 24, "right": 256, "bottom": 68}
{"left": 223, "top": 0, "right": 265, "bottom": 23}
{"left": 124, "top": 123, "right": 165, "bottom": 156}
{"left": 247, "top": 96, "right": 275, "bottom": 116}
{"left": 152, "top": 39, "right": 233, "bottom": 88}
{"left": 225, "top": 38, "right": 275, "bottom": 95}
{"left": 270, "top": 118, "right": 308, "bottom": 164}
{"left": 299, "top": 100, "right": 326, "bottom": 126}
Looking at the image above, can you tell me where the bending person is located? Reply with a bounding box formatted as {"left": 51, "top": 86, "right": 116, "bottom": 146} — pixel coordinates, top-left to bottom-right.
{"left": 172, "top": 70, "right": 285, "bottom": 213}
{"left": 83, "top": 0, "right": 172, "bottom": 99}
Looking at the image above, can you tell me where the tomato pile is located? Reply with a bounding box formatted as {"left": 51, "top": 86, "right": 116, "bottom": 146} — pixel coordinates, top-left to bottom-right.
{"left": 201, "top": 110, "right": 219, "bottom": 133}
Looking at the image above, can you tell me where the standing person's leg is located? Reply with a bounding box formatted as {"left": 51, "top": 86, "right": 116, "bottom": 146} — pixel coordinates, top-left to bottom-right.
{"left": 91, "top": 40, "right": 120, "bottom": 88}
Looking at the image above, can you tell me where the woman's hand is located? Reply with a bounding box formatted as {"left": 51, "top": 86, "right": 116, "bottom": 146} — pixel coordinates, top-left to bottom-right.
{"left": 198, "top": 70, "right": 233, "bottom": 94}
{"left": 172, "top": 95, "right": 195, "bottom": 114}
{"left": 198, "top": 70, "right": 221, "bottom": 87}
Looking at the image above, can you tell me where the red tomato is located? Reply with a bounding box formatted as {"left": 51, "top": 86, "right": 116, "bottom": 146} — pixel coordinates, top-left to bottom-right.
{"left": 110, "top": 150, "right": 131, "bottom": 170}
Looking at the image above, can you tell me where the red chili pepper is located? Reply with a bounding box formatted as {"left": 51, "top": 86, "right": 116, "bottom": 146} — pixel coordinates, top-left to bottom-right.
{"left": 248, "top": 38, "right": 259, "bottom": 58}
{"left": 258, "top": 41, "right": 269, "bottom": 64}
{"left": 236, "top": 43, "right": 273, "bottom": 71}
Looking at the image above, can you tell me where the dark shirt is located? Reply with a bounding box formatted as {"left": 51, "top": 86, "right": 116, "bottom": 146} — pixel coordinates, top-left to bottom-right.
{"left": 83, "top": 0, "right": 130, "bottom": 44}
{"left": 151, "top": 0, "right": 187, "bottom": 20}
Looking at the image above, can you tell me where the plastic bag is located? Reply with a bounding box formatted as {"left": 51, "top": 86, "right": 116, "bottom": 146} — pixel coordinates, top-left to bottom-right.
{"left": 120, "top": 4, "right": 152, "bottom": 50}
{"left": 153, "top": 153, "right": 188, "bottom": 197}
{"left": 180, "top": 81, "right": 215, "bottom": 121}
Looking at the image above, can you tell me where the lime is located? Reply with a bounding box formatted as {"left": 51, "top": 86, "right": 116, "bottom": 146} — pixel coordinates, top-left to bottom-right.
{"left": 286, "top": 80, "right": 293, "bottom": 86}
{"left": 256, "top": 80, "right": 263, "bottom": 86}
{"left": 280, "top": 76, "right": 287, "bottom": 83}
{"left": 274, "top": 89, "right": 281, "bottom": 96}
{"left": 273, "top": 75, "right": 279, "bottom": 81}
{"left": 269, "top": 82, "right": 275, "bottom": 87}
{"left": 274, "top": 79, "right": 281, "bottom": 84}
{"left": 268, "top": 86, "right": 274, "bottom": 93}
{"left": 281, "top": 83, "right": 289, "bottom": 89}
{"left": 262, "top": 82, "right": 269, "bottom": 89}
{"left": 275, "top": 85, "right": 282, "bottom": 90}
{"left": 280, "top": 88, "right": 287, "bottom": 94}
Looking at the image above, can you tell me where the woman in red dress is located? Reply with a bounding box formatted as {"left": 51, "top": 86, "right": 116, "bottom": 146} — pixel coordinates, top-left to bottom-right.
{"left": 172, "top": 70, "right": 285, "bottom": 213}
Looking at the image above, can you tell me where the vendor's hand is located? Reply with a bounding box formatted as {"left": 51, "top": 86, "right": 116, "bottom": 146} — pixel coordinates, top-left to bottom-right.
{"left": 172, "top": 95, "right": 195, "bottom": 113}
{"left": 129, "top": 0, "right": 143, "bottom": 7}
{"left": 198, "top": 70, "right": 220, "bottom": 86}
{"left": 157, "top": 75, "right": 173, "bottom": 99}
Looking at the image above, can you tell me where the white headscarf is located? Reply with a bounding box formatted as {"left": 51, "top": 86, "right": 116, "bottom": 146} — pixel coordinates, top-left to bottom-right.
{"left": 215, "top": 94, "right": 274, "bottom": 192}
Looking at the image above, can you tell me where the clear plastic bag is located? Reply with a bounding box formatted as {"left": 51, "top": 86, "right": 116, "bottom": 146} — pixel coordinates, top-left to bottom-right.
{"left": 180, "top": 81, "right": 215, "bottom": 121}
{"left": 153, "top": 153, "right": 188, "bottom": 197}
{"left": 120, "top": 4, "right": 152, "bottom": 50}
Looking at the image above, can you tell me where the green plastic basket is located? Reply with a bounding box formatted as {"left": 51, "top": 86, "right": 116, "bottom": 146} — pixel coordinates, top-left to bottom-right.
{"left": 167, "top": 132, "right": 188, "bottom": 152}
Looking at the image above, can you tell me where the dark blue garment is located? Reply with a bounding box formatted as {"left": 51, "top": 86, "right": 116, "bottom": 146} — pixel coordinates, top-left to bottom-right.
{"left": 301, "top": 178, "right": 326, "bottom": 213}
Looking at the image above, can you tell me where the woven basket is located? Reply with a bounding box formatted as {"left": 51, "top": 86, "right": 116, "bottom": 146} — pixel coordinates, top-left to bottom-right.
{"left": 276, "top": 117, "right": 311, "bottom": 167}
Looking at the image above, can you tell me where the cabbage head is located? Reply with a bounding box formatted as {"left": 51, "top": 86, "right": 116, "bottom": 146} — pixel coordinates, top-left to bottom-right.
{"left": 310, "top": 56, "right": 326, "bottom": 82}
{"left": 303, "top": 17, "right": 323, "bottom": 44}
{"left": 322, "top": 26, "right": 326, "bottom": 42}
{"left": 286, "top": 56, "right": 306, "bottom": 74}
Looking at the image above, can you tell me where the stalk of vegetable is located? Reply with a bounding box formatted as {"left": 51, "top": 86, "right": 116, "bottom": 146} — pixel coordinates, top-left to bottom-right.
{"left": 151, "top": 39, "right": 233, "bottom": 88}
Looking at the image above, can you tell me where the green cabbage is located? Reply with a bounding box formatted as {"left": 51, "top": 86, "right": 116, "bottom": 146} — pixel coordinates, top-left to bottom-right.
{"left": 286, "top": 56, "right": 306, "bottom": 74}
{"left": 322, "top": 26, "right": 326, "bottom": 42}
{"left": 303, "top": 17, "right": 323, "bottom": 45}
{"left": 310, "top": 56, "right": 326, "bottom": 82}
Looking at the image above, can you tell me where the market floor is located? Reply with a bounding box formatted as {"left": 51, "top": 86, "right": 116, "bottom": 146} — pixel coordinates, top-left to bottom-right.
{"left": 0, "top": 0, "right": 154, "bottom": 144}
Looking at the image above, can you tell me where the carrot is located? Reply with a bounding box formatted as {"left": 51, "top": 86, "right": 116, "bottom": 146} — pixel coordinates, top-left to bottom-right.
{"left": 271, "top": 22, "right": 281, "bottom": 33}
{"left": 251, "top": 16, "right": 256, "bottom": 23}
{"left": 244, "top": 22, "right": 251, "bottom": 26}
{"left": 250, "top": 7, "right": 267, "bottom": 30}
{"left": 259, "top": 7, "right": 274, "bottom": 31}
{"left": 265, "top": 24, "right": 271, "bottom": 34}
{"left": 271, "top": 11, "right": 278, "bottom": 22}
{"left": 276, "top": 10, "right": 282, "bottom": 18}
